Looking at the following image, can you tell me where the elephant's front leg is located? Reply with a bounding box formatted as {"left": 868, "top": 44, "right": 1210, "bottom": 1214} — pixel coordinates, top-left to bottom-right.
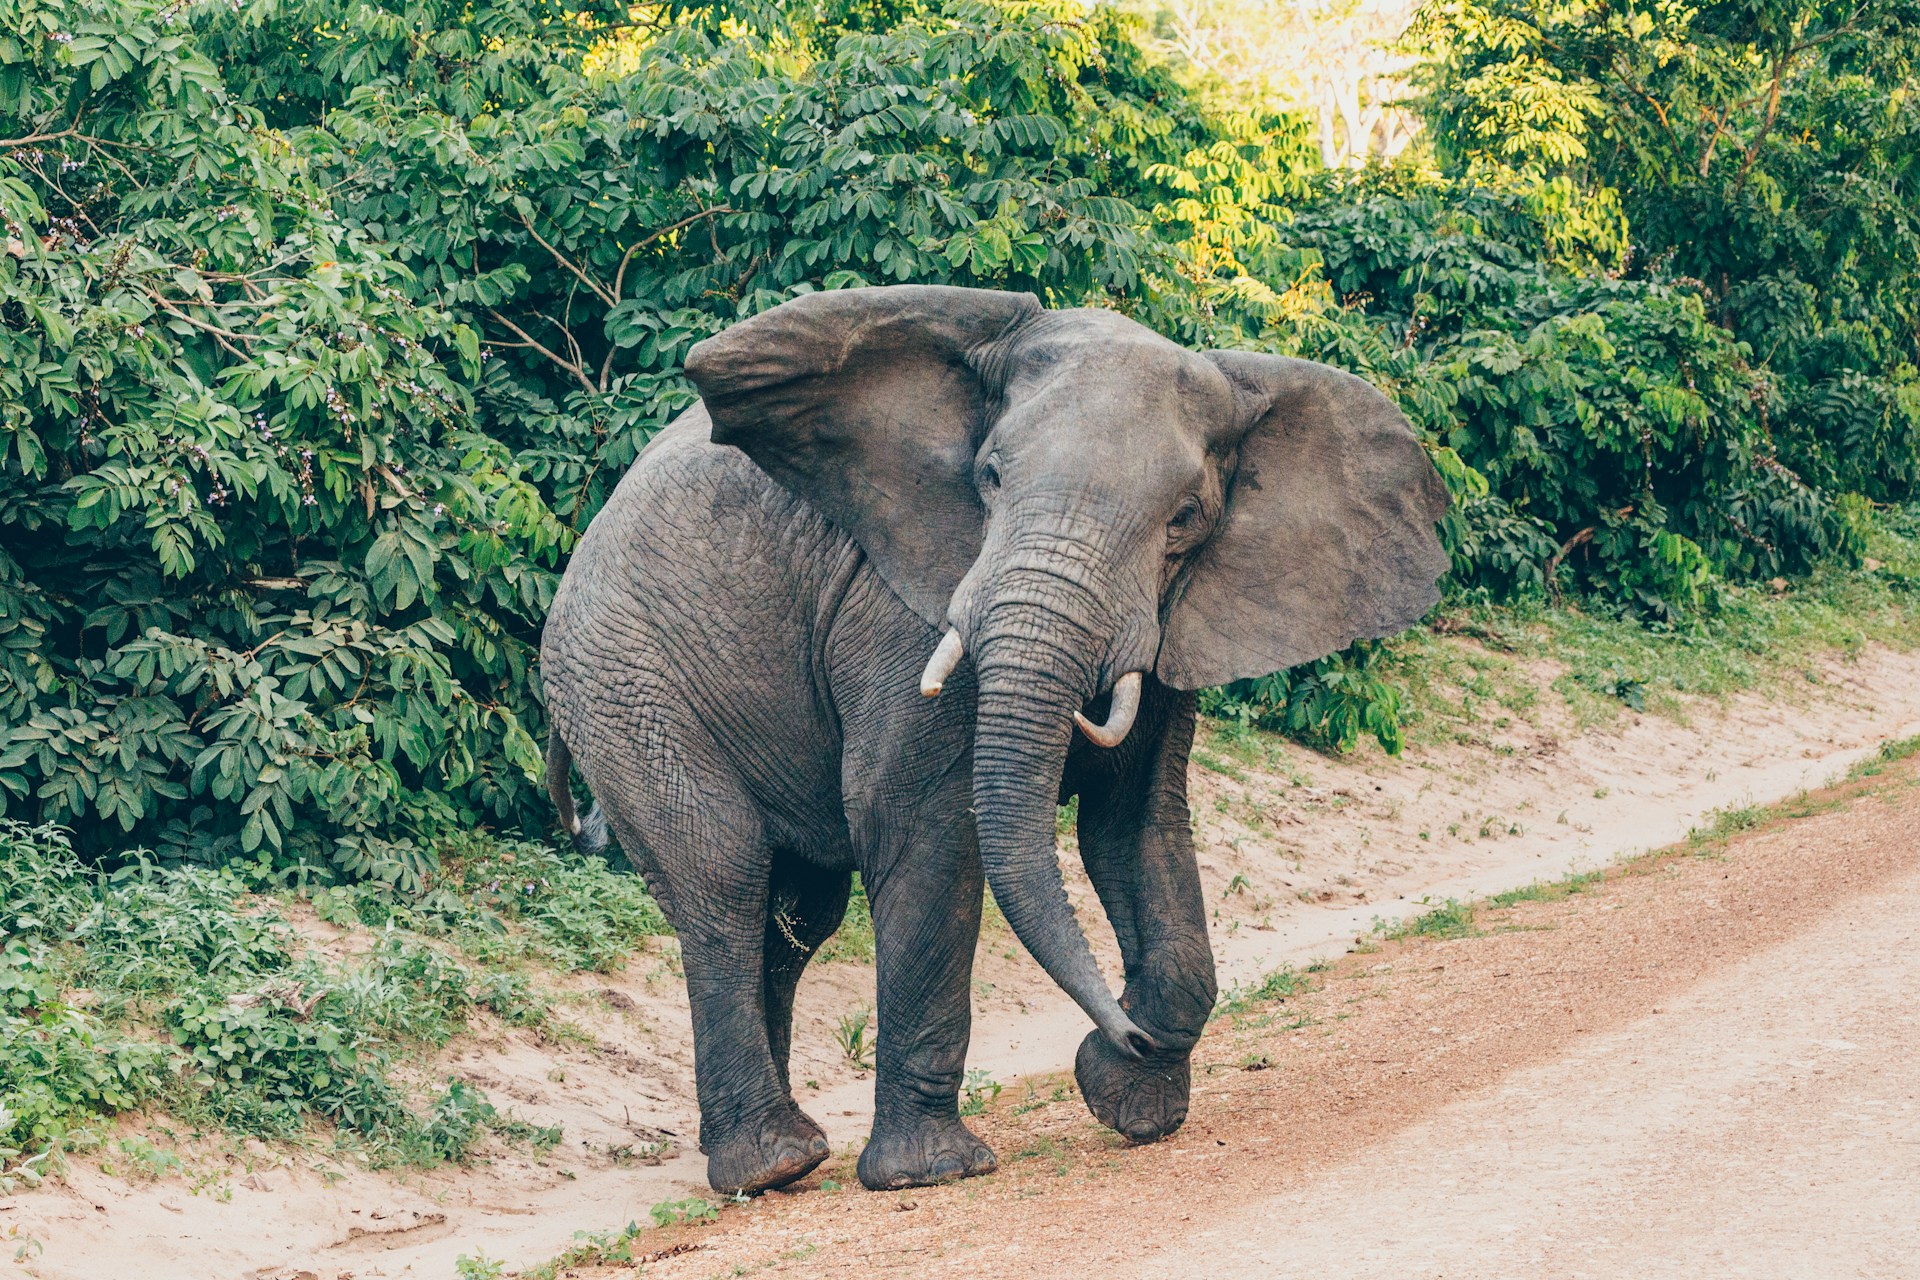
{"left": 1069, "top": 685, "right": 1217, "bottom": 1144}
{"left": 854, "top": 811, "right": 998, "bottom": 1190}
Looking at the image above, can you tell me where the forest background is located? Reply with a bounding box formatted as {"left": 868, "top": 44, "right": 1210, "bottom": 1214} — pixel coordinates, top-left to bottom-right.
{"left": 1, "top": 0, "right": 1917, "bottom": 892}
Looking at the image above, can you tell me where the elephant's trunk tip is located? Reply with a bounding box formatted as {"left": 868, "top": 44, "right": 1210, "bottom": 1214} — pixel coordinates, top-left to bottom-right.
{"left": 919, "top": 628, "right": 965, "bottom": 697}
{"left": 1074, "top": 672, "right": 1143, "bottom": 748}
{"left": 1101, "top": 1008, "right": 1157, "bottom": 1060}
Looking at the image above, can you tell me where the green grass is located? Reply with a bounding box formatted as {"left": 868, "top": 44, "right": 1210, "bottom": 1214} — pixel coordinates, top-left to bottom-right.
{"left": 1485, "top": 869, "right": 1605, "bottom": 909}
{"left": 648, "top": 1196, "right": 721, "bottom": 1227}
{"left": 1215, "top": 964, "right": 1311, "bottom": 1017}
{"left": 520, "top": 1222, "right": 649, "bottom": 1279}
{"left": 1375, "top": 868, "right": 1608, "bottom": 945}
{"left": 0, "top": 822, "right": 652, "bottom": 1178}
{"left": 815, "top": 874, "right": 874, "bottom": 965}
{"left": 1849, "top": 733, "right": 1920, "bottom": 779}
{"left": 1379, "top": 897, "right": 1480, "bottom": 941}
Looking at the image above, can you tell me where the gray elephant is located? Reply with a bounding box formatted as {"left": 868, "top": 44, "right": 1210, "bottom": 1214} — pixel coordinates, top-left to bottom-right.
{"left": 540, "top": 285, "right": 1447, "bottom": 1194}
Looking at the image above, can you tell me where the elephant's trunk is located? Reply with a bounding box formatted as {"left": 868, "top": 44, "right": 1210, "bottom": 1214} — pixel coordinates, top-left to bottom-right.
{"left": 969, "top": 599, "right": 1151, "bottom": 1059}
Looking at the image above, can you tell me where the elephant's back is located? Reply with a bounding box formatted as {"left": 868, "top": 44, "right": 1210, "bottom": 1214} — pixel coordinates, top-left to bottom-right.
{"left": 540, "top": 404, "right": 864, "bottom": 846}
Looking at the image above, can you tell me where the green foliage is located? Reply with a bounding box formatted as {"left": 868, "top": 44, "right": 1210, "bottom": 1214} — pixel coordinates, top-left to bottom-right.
{"left": 1214, "top": 963, "right": 1308, "bottom": 1017}
{"left": 1381, "top": 896, "right": 1478, "bottom": 941}
{"left": 3, "top": 0, "right": 1917, "bottom": 812}
{"left": 522, "top": 1221, "right": 649, "bottom": 1279}
{"left": 814, "top": 873, "right": 874, "bottom": 964}
{"left": 649, "top": 1195, "right": 721, "bottom": 1227}
{"left": 833, "top": 1004, "right": 875, "bottom": 1070}
{"left": 1849, "top": 732, "right": 1920, "bottom": 778}
{"left": 1199, "top": 642, "right": 1406, "bottom": 754}
{"left": 0, "top": 0, "right": 557, "bottom": 874}
{"left": 424, "top": 833, "right": 671, "bottom": 972}
{"left": 1410, "top": 0, "right": 1920, "bottom": 548}
{"left": 959, "top": 1067, "right": 1002, "bottom": 1116}
{"left": 0, "top": 822, "right": 573, "bottom": 1169}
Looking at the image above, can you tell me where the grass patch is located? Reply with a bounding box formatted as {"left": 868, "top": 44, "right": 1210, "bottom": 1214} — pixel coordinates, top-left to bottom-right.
{"left": 816, "top": 873, "right": 874, "bottom": 965}
{"left": 1215, "top": 964, "right": 1311, "bottom": 1017}
{"left": 520, "top": 1222, "right": 649, "bottom": 1279}
{"left": 1849, "top": 733, "right": 1920, "bottom": 780}
{"left": 1380, "top": 897, "right": 1480, "bottom": 941}
{"left": 1485, "top": 869, "right": 1605, "bottom": 909}
{"left": 0, "top": 822, "right": 658, "bottom": 1178}
{"left": 1688, "top": 801, "right": 1769, "bottom": 844}
{"left": 1208, "top": 510, "right": 1920, "bottom": 758}
{"left": 649, "top": 1196, "right": 721, "bottom": 1227}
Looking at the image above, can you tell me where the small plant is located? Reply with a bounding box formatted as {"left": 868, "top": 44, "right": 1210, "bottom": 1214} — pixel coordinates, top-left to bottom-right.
{"left": 834, "top": 1006, "right": 875, "bottom": 1071}
{"left": 108, "top": 1137, "right": 182, "bottom": 1183}
{"left": 649, "top": 1196, "right": 720, "bottom": 1227}
{"left": 1690, "top": 802, "right": 1767, "bottom": 844}
{"left": 7, "top": 1222, "right": 45, "bottom": 1265}
{"left": 1589, "top": 668, "right": 1648, "bottom": 711}
{"left": 454, "top": 1254, "right": 505, "bottom": 1280}
{"left": 959, "top": 1069, "right": 1002, "bottom": 1117}
{"left": 1849, "top": 733, "right": 1920, "bottom": 779}
{"left": 1382, "top": 897, "right": 1478, "bottom": 941}
{"left": 1486, "top": 870, "right": 1605, "bottom": 908}
{"left": 523, "top": 1221, "right": 645, "bottom": 1279}
{"left": 1215, "top": 964, "right": 1309, "bottom": 1016}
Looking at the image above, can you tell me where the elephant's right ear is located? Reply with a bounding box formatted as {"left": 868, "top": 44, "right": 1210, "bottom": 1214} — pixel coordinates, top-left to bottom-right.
{"left": 684, "top": 285, "right": 1042, "bottom": 629}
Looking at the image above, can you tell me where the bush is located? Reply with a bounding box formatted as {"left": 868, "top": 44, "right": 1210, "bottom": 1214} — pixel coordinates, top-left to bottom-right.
{"left": 0, "top": 821, "right": 582, "bottom": 1167}
{"left": 2, "top": 0, "right": 1917, "bottom": 824}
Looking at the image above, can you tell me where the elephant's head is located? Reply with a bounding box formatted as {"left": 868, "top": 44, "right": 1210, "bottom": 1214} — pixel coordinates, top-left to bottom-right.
{"left": 685, "top": 285, "right": 1447, "bottom": 1115}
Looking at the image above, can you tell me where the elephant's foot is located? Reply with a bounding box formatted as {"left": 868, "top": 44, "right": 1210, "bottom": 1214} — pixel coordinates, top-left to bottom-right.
{"left": 1076, "top": 1029, "right": 1191, "bottom": 1143}
{"left": 856, "top": 1114, "right": 997, "bottom": 1190}
{"left": 704, "top": 1105, "right": 830, "bottom": 1194}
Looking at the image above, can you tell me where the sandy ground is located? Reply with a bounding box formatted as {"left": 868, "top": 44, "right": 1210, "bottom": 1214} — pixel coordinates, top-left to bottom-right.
{"left": 616, "top": 739, "right": 1920, "bottom": 1279}
{"left": 6, "top": 641, "right": 1920, "bottom": 1278}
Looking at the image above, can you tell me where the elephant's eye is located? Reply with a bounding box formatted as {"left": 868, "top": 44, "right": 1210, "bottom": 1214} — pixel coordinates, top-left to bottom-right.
{"left": 1168, "top": 497, "right": 1203, "bottom": 534}
{"left": 980, "top": 454, "right": 1003, "bottom": 490}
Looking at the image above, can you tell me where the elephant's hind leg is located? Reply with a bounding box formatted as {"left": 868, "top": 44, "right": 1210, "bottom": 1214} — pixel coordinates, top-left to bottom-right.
{"left": 762, "top": 857, "right": 853, "bottom": 1096}
{"left": 603, "top": 762, "right": 830, "bottom": 1195}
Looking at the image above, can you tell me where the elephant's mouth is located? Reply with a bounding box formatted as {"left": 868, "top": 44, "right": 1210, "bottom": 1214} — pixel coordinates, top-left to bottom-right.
{"left": 920, "top": 627, "right": 1144, "bottom": 749}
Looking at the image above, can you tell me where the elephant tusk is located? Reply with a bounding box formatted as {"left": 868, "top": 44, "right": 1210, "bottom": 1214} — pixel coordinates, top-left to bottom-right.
{"left": 1074, "top": 672, "right": 1142, "bottom": 748}
{"left": 919, "top": 628, "right": 965, "bottom": 697}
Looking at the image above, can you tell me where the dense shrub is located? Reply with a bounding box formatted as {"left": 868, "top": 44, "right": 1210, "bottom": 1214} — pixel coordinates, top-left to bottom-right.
{"left": 0, "top": 821, "right": 575, "bottom": 1166}
{"left": 1, "top": 0, "right": 1916, "bottom": 839}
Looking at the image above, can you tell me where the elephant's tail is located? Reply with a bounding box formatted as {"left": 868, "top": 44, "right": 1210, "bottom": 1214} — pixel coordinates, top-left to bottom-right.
{"left": 545, "top": 726, "right": 609, "bottom": 857}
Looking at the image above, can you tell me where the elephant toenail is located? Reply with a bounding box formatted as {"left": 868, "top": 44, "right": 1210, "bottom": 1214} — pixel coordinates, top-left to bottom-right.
{"left": 931, "top": 1153, "right": 965, "bottom": 1179}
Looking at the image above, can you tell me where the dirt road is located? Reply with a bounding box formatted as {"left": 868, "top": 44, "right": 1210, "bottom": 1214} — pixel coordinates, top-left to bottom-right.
{"left": 621, "top": 755, "right": 1920, "bottom": 1280}
{"left": 9, "top": 673, "right": 1920, "bottom": 1280}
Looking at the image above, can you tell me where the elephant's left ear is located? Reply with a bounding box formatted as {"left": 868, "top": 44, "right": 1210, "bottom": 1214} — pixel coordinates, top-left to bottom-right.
{"left": 1155, "top": 352, "right": 1451, "bottom": 691}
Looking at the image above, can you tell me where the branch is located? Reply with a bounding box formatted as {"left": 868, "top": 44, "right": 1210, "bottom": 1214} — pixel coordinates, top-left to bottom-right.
{"left": 0, "top": 127, "right": 78, "bottom": 149}
{"left": 609, "top": 205, "right": 736, "bottom": 303}
{"left": 1733, "top": 54, "right": 1788, "bottom": 195}
{"left": 1736, "top": 7, "right": 1867, "bottom": 195}
{"left": 1698, "top": 104, "right": 1730, "bottom": 177}
{"left": 486, "top": 307, "right": 599, "bottom": 397}
{"left": 144, "top": 290, "right": 252, "bottom": 360}
{"left": 516, "top": 209, "right": 616, "bottom": 309}
{"left": 1544, "top": 527, "right": 1595, "bottom": 601}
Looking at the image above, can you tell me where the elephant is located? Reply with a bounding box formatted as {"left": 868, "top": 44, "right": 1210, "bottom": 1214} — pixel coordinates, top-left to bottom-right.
{"left": 539, "top": 284, "right": 1448, "bottom": 1195}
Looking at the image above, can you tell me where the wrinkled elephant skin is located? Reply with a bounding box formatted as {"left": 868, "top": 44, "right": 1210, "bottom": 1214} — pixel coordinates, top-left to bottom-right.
{"left": 540, "top": 285, "right": 1449, "bottom": 1194}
